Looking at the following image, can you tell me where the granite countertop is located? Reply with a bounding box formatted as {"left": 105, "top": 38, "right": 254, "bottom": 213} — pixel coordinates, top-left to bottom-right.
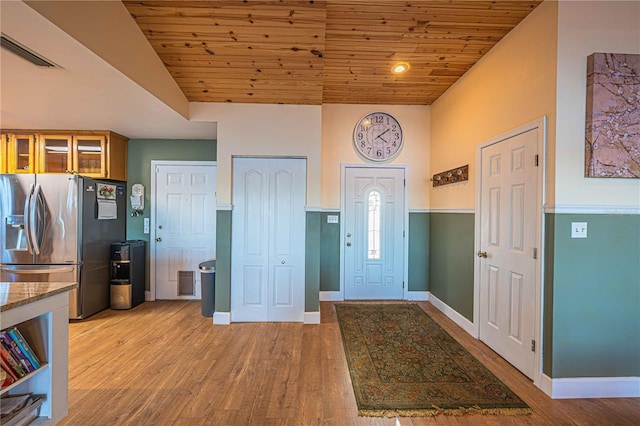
{"left": 0, "top": 282, "right": 78, "bottom": 312}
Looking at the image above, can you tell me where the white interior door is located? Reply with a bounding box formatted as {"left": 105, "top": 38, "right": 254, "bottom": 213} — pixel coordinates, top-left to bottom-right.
{"left": 155, "top": 163, "right": 216, "bottom": 300}
{"left": 231, "top": 157, "right": 306, "bottom": 322}
{"left": 478, "top": 129, "right": 538, "bottom": 379}
{"left": 344, "top": 167, "right": 405, "bottom": 300}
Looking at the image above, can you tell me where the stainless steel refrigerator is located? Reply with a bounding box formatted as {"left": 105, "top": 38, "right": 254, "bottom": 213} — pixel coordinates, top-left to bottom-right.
{"left": 0, "top": 174, "right": 126, "bottom": 319}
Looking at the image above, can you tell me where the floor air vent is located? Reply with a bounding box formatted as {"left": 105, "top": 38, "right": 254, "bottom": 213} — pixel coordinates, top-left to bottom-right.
{"left": 1, "top": 33, "right": 60, "bottom": 68}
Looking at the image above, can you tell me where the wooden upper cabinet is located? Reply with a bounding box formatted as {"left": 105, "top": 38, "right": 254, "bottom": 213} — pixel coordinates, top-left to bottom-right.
{"left": 73, "top": 135, "right": 106, "bottom": 177}
{"left": 0, "top": 133, "right": 7, "bottom": 173}
{"left": 38, "top": 134, "right": 73, "bottom": 174}
{"left": 7, "top": 133, "right": 38, "bottom": 173}
{"left": 0, "top": 130, "right": 127, "bottom": 180}
{"left": 105, "top": 132, "right": 128, "bottom": 181}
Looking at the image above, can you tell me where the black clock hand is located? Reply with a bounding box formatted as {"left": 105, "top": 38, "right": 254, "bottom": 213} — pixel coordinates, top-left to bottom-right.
{"left": 376, "top": 129, "right": 390, "bottom": 141}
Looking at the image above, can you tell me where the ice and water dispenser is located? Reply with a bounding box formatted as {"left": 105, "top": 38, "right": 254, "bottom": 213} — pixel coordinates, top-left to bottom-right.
{"left": 110, "top": 240, "right": 145, "bottom": 310}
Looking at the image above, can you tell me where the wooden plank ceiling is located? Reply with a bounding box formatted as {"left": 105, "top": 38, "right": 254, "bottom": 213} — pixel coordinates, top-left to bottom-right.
{"left": 123, "top": 0, "right": 541, "bottom": 105}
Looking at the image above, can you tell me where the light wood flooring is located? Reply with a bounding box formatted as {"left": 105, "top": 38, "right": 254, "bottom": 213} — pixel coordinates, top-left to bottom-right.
{"left": 60, "top": 301, "right": 639, "bottom": 425}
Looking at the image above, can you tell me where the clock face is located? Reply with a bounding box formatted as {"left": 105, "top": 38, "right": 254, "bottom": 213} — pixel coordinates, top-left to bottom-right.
{"left": 353, "top": 112, "right": 403, "bottom": 162}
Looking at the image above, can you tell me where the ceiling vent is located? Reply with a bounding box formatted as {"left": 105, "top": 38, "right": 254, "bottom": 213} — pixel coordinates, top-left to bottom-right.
{"left": 1, "top": 33, "right": 60, "bottom": 68}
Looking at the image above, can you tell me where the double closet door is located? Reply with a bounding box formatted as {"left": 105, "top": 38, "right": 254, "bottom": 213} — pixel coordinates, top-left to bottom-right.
{"left": 231, "top": 158, "right": 306, "bottom": 322}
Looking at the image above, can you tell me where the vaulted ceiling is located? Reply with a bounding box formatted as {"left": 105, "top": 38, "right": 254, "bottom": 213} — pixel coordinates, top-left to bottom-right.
{"left": 122, "top": 0, "right": 542, "bottom": 105}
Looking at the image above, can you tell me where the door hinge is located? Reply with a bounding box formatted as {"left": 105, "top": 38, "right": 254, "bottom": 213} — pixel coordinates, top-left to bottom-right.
{"left": 403, "top": 230, "right": 405, "bottom": 238}
{"left": 535, "top": 154, "right": 539, "bottom": 167}
{"left": 533, "top": 247, "right": 537, "bottom": 259}
{"left": 403, "top": 281, "right": 405, "bottom": 289}
{"left": 404, "top": 179, "right": 406, "bottom": 186}
{"left": 531, "top": 339, "right": 536, "bottom": 352}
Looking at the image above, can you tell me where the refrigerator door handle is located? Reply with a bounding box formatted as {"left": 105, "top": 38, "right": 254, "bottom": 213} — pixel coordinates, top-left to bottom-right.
{"left": 24, "top": 183, "right": 35, "bottom": 254}
{"left": 34, "top": 184, "right": 46, "bottom": 254}
{"left": 29, "top": 183, "right": 42, "bottom": 255}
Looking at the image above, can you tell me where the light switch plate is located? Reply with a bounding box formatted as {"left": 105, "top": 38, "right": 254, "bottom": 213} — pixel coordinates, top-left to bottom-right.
{"left": 571, "top": 222, "right": 587, "bottom": 238}
{"left": 144, "top": 218, "right": 150, "bottom": 234}
{"left": 327, "top": 215, "right": 339, "bottom": 224}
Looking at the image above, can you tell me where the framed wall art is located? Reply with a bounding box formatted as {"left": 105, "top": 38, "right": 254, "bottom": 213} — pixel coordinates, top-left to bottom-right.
{"left": 585, "top": 52, "right": 640, "bottom": 178}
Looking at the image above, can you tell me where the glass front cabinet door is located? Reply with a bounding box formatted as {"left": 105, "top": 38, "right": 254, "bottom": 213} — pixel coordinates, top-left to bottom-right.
{"left": 38, "top": 135, "right": 73, "bottom": 174}
{"left": 7, "top": 134, "right": 37, "bottom": 173}
{"left": 73, "top": 135, "right": 106, "bottom": 177}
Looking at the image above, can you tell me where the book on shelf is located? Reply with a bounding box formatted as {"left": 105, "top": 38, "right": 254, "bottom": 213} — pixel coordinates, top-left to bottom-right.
{"left": 0, "top": 356, "right": 19, "bottom": 382}
{"left": 0, "top": 344, "right": 26, "bottom": 379}
{"left": 0, "top": 331, "right": 37, "bottom": 374}
{"left": 6, "top": 327, "right": 41, "bottom": 370}
{"left": 0, "top": 363, "right": 16, "bottom": 389}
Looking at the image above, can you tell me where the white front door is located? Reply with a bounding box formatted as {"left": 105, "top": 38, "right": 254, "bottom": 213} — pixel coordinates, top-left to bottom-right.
{"left": 154, "top": 163, "right": 216, "bottom": 300}
{"left": 231, "top": 157, "right": 306, "bottom": 322}
{"left": 344, "top": 167, "right": 405, "bottom": 300}
{"left": 478, "top": 128, "right": 538, "bottom": 379}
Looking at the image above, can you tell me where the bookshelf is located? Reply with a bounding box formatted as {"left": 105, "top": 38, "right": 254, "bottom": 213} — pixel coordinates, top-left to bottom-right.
{"left": 1, "top": 283, "right": 75, "bottom": 425}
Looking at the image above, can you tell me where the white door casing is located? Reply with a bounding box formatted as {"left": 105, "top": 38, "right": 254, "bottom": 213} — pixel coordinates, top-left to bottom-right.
{"left": 343, "top": 166, "right": 406, "bottom": 300}
{"left": 153, "top": 162, "right": 216, "bottom": 300}
{"left": 477, "top": 126, "right": 540, "bottom": 380}
{"left": 231, "top": 157, "right": 306, "bottom": 322}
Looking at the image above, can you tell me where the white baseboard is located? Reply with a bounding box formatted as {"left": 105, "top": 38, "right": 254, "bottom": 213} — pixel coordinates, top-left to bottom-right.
{"left": 213, "top": 312, "right": 231, "bottom": 325}
{"left": 145, "top": 290, "right": 154, "bottom": 301}
{"left": 540, "top": 373, "right": 553, "bottom": 397}
{"left": 427, "top": 292, "right": 477, "bottom": 337}
{"left": 541, "top": 375, "right": 640, "bottom": 399}
{"left": 320, "top": 291, "right": 343, "bottom": 301}
{"left": 304, "top": 312, "right": 321, "bottom": 324}
{"left": 406, "top": 291, "right": 429, "bottom": 301}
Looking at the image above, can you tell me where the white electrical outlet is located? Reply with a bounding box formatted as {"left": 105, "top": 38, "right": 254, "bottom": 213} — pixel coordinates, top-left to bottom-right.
{"left": 571, "top": 222, "right": 587, "bottom": 238}
{"left": 144, "top": 218, "right": 150, "bottom": 234}
{"left": 327, "top": 215, "right": 339, "bottom": 224}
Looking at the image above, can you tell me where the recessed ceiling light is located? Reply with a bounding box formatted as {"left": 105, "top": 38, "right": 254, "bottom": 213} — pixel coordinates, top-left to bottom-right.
{"left": 392, "top": 62, "right": 410, "bottom": 74}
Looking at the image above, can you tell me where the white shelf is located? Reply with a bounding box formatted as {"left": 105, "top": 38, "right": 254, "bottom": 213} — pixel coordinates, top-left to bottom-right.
{"left": 1, "top": 291, "right": 70, "bottom": 425}
{"left": 1, "top": 364, "right": 50, "bottom": 396}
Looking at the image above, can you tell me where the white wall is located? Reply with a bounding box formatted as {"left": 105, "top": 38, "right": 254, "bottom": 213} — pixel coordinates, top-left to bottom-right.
{"left": 555, "top": 0, "right": 640, "bottom": 208}
{"left": 190, "top": 103, "right": 322, "bottom": 207}
{"left": 321, "top": 104, "right": 430, "bottom": 210}
{"left": 25, "top": 0, "right": 189, "bottom": 118}
{"left": 429, "top": 1, "right": 558, "bottom": 209}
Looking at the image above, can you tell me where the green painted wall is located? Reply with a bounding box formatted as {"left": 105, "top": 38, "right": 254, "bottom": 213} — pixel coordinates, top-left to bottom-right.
{"left": 305, "top": 212, "right": 321, "bottom": 312}
{"left": 543, "top": 213, "right": 555, "bottom": 377}
{"left": 215, "top": 210, "right": 232, "bottom": 312}
{"left": 320, "top": 212, "right": 341, "bottom": 292}
{"left": 428, "top": 213, "right": 475, "bottom": 321}
{"left": 408, "top": 212, "right": 429, "bottom": 292}
{"left": 126, "top": 139, "right": 217, "bottom": 292}
{"left": 319, "top": 211, "right": 430, "bottom": 293}
{"left": 550, "top": 214, "right": 640, "bottom": 378}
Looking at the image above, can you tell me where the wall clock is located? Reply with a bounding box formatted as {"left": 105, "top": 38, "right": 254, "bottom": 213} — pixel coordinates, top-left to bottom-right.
{"left": 353, "top": 112, "right": 403, "bottom": 162}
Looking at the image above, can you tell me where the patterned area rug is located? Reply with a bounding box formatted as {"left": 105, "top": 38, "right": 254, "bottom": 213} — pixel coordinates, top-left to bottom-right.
{"left": 335, "top": 303, "right": 531, "bottom": 417}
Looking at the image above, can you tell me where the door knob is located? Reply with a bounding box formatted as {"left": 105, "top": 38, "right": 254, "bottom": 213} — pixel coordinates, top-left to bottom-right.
{"left": 477, "top": 251, "right": 487, "bottom": 258}
{"left": 156, "top": 237, "right": 162, "bottom": 242}
{"left": 346, "top": 233, "right": 351, "bottom": 237}
{"left": 346, "top": 242, "right": 352, "bottom": 247}
{"left": 281, "top": 260, "right": 286, "bottom": 264}
{"left": 158, "top": 225, "right": 163, "bottom": 229}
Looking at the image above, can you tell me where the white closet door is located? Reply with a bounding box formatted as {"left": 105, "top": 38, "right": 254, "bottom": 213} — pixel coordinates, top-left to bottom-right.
{"left": 231, "top": 157, "right": 306, "bottom": 322}
{"left": 478, "top": 128, "right": 538, "bottom": 378}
